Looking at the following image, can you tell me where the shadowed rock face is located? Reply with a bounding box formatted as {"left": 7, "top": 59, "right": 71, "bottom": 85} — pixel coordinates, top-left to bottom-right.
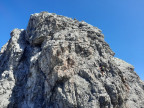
{"left": 0, "top": 12, "right": 144, "bottom": 108}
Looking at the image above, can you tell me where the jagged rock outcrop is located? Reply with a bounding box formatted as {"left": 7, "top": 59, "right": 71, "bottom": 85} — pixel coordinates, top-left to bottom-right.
{"left": 0, "top": 12, "right": 144, "bottom": 108}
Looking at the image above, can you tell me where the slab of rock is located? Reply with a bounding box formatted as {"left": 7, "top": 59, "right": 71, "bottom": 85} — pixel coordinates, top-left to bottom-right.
{"left": 0, "top": 12, "right": 144, "bottom": 108}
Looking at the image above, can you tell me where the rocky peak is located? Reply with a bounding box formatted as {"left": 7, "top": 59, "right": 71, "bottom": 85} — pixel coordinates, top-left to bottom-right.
{"left": 0, "top": 12, "right": 144, "bottom": 108}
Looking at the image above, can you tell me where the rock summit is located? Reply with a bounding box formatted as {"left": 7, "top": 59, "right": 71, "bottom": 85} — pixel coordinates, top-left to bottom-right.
{"left": 0, "top": 12, "right": 144, "bottom": 108}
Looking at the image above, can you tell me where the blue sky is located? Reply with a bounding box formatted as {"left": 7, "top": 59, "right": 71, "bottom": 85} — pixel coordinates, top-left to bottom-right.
{"left": 0, "top": 0, "right": 144, "bottom": 80}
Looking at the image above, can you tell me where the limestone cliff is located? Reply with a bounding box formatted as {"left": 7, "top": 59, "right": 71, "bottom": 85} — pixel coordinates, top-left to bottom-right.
{"left": 0, "top": 12, "right": 144, "bottom": 108}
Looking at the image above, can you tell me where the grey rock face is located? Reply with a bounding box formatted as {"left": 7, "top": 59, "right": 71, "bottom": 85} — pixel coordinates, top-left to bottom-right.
{"left": 0, "top": 12, "right": 144, "bottom": 108}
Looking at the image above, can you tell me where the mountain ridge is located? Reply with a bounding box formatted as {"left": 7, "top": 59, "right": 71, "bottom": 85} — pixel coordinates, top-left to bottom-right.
{"left": 0, "top": 11, "right": 144, "bottom": 108}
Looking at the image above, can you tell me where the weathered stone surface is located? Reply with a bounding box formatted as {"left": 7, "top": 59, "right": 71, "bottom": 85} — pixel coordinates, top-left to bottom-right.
{"left": 0, "top": 12, "right": 144, "bottom": 108}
